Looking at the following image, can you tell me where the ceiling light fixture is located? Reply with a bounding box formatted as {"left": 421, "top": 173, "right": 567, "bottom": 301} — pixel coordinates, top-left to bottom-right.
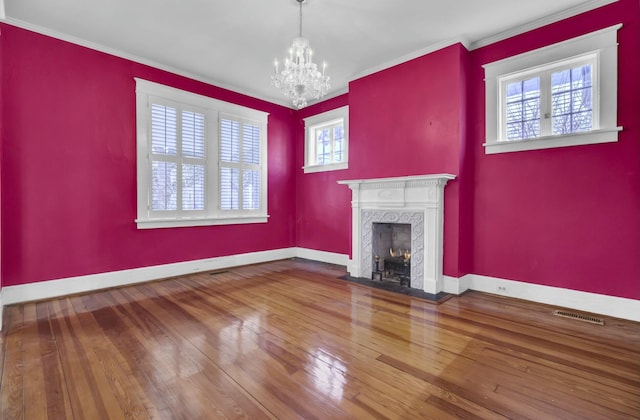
{"left": 271, "top": 0, "right": 330, "bottom": 109}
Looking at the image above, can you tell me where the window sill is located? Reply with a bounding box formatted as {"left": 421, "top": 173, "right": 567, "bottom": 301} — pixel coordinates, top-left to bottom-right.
{"left": 484, "top": 127, "right": 622, "bottom": 154}
{"left": 303, "top": 162, "right": 348, "bottom": 174}
{"left": 136, "top": 215, "right": 269, "bottom": 229}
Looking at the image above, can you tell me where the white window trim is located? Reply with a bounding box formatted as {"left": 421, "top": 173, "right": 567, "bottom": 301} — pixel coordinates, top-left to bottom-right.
{"left": 135, "top": 78, "right": 269, "bottom": 229}
{"left": 303, "top": 106, "right": 349, "bottom": 173}
{"left": 483, "top": 24, "right": 622, "bottom": 154}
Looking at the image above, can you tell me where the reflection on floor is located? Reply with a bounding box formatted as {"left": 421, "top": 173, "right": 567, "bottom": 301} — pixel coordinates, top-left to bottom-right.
{"left": 338, "top": 274, "right": 452, "bottom": 303}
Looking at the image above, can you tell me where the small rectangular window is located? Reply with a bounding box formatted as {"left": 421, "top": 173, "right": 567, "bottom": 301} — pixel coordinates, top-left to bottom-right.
{"left": 484, "top": 24, "right": 622, "bottom": 154}
{"left": 303, "top": 106, "right": 349, "bottom": 173}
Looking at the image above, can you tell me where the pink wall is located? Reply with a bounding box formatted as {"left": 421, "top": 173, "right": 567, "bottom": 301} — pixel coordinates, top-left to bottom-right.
{"left": 295, "top": 94, "right": 352, "bottom": 255}
{"left": 469, "top": 0, "right": 639, "bottom": 299}
{"left": 295, "top": 44, "right": 470, "bottom": 277}
{"left": 295, "top": 0, "right": 638, "bottom": 299}
{"left": 2, "top": 0, "right": 638, "bottom": 301}
{"left": 1, "top": 24, "right": 297, "bottom": 287}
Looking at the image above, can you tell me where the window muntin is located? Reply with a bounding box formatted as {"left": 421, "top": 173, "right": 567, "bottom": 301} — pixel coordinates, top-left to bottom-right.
{"left": 135, "top": 78, "right": 268, "bottom": 229}
{"left": 303, "top": 106, "right": 349, "bottom": 173}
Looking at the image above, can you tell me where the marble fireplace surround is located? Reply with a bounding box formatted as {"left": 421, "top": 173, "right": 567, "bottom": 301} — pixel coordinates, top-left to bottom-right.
{"left": 338, "top": 174, "right": 455, "bottom": 295}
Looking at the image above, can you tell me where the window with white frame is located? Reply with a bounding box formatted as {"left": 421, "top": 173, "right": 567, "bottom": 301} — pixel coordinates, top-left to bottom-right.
{"left": 483, "top": 24, "right": 622, "bottom": 154}
{"left": 135, "top": 78, "right": 268, "bottom": 229}
{"left": 303, "top": 106, "right": 348, "bottom": 173}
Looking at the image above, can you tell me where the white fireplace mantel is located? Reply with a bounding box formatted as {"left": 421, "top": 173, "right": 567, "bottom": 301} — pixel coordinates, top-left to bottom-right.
{"left": 338, "top": 174, "right": 455, "bottom": 294}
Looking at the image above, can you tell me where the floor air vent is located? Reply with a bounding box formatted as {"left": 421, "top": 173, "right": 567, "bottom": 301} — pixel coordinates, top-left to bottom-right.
{"left": 209, "top": 270, "right": 229, "bottom": 276}
{"left": 553, "top": 310, "right": 604, "bottom": 325}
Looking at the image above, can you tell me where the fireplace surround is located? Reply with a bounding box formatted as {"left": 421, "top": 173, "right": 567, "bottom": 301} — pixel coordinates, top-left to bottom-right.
{"left": 338, "top": 174, "right": 455, "bottom": 294}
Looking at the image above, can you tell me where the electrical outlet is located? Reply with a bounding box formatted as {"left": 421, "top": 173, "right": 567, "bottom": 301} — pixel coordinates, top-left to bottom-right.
{"left": 496, "top": 285, "right": 508, "bottom": 293}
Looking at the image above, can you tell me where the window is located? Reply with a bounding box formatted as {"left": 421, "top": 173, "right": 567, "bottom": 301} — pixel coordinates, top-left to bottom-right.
{"left": 303, "top": 106, "right": 348, "bottom": 173}
{"left": 484, "top": 24, "right": 622, "bottom": 154}
{"left": 135, "top": 78, "right": 268, "bottom": 229}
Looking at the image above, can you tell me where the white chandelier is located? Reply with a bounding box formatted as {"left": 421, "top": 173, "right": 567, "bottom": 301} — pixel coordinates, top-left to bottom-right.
{"left": 271, "top": 0, "right": 330, "bottom": 109}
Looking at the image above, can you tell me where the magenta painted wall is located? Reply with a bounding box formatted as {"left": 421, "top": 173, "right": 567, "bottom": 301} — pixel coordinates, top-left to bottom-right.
{"left": 1, "top": 24, "right": 297, "bottom": 287}
{"left": 469, "top": 0, "right": 639, "bottom": 299}
{"left": 295, "top": 94, "right": 352, "bottom": 255}
{"left": 2, "top": 0, "right": 638, "bottom": 301}
{"left": 295, "top": 44, "right": 470, "bottom": 277}
{"left": 295, "top": 1, "right": 639, "bottom": 298}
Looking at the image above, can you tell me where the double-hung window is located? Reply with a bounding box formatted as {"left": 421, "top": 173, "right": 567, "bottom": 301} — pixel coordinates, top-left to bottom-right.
{"left": 303, "top": 106, "right": 349, "bottom": 173}
{"left": 135, "top": 78, "right": 268, "bottom": 229}
{"left": 484, "top": 24, "right": 622, "bottom": 154}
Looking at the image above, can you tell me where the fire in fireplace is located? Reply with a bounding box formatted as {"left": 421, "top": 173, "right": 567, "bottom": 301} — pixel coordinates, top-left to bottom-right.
{"left": 371, "top": 223, "right": 411, "bottom": 285}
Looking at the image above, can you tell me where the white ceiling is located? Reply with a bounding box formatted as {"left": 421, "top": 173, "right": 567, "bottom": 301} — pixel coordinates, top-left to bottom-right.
{"left": 3, "top": 0, "right": 614, "bottom": 108}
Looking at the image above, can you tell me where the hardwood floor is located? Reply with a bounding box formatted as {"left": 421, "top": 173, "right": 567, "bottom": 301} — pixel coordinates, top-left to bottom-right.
{"left": 1, "top": 259, "right": 638, "bottom": 419}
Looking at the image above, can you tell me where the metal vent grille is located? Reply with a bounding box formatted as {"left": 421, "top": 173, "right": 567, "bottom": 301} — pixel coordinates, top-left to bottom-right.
{"left": 553, "top": 310, "right": 604, "bottom": 325}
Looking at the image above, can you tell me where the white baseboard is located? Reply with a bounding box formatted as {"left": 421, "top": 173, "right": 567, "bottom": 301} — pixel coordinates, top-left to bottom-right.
{"left": 1, "top": 248, "right": 297, "bottom": 307}
{"left": 1, "top": 248, "right": 637, "bottom": 323}
{"left": 467, "top": 274, "right": 640, "bottom": 322}
{"left": 295, "top": 248, "right": 350, "bottom": 266}
{"left": 443, "top": 275, "right": 472, "bottom": 294}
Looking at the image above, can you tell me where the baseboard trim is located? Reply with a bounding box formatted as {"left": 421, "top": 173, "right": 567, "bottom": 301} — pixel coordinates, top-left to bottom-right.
{"left": 443, "top": 275, "right": 472, "bottom": 295}
{"left": 295, "top": 248, "right": 350, "bottom": 266}
{"left": 467, "top": 274, "right": 640, "bottom": 322}
{"left": 1, "top": 249, "right": 637, "bottom": 322}
{"left": 1, "top": 248, "right": 297, "bottom": 307}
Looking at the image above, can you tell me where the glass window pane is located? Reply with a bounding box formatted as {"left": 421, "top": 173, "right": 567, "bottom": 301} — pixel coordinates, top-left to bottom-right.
{"left": 316, "top": 128, "right": 330, "bottom": 165}
{"left": 504, "top": 77, "right": 540, "bottom": 140}
{"left": 572, "top": 111, "right": 593, "bottom": 133}
{"left": 506, "top": 82, "right": 522, "bottom": 103}
{"left": 242, "top": 170, "right": 260, "bottom": 210}
{"left": 506, "top": 123, "right": 523, "bottom": 140}
{"left": 552, "top": 69, "right": 571, "bottom": 93}
{"left": 552, "top": 92, "right": 571, "bottom": 115}
{"left": 220, "top": 167, "right": 239, "bottom": 210}
{"left": 220, "top": 119, "right": 240, "bottom": 162}
{"left": 151, "top": 104, "right": 177, "bottom": 155}
{"left": 552, "top": 64, "right": 593, "bottom": 135}
{"left": 506, "top": 102, "right": 522, "bottom": 123}
{"left": 242, "top": 124, "right": 260, "bottom": 164}
{"left": 523, "top": 119, "right": 540, "bottom": 139}
{"left": 523, "top": 99, "right": 540, "bottom": 120}
{"left": 552, "top": 114, "right": 571, "bottom": 135}
{"left": 182, "top": 164, "right": 205, "bottom": 211}
{"left": 572, "top": 88, "right": 592, "bottom": 113}
{"left": 182, "top": 111, "right": 205, "bottom": 158}
{"left": 572, "top": 65, "right": 592, "bottom": 88}
{"left": 522, "top": 78, "right": 540, "bottom": 99}
{"left": 151, "top": 161, "right": 177, "bottom": 211}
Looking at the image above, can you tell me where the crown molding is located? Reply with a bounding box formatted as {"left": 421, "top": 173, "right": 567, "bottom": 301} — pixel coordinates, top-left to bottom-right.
{"left": 351, "top": 37, "right": 470, "bottom": 83}
{"left": 1, "top": 17, "right": 294, "bottom": 109}
{"left": 470, "top": 0, "right": 619, "bottom": 50}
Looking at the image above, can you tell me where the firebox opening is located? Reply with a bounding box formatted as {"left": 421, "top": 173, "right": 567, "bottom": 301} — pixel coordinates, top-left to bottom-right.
{"left": 372, "top": 223, "right": 411, "bottom": 286}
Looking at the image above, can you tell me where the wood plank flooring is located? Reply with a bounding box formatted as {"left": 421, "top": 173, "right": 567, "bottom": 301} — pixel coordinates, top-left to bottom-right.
{"left": 1, "top": 259, "right": 638, "bottom": 419}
